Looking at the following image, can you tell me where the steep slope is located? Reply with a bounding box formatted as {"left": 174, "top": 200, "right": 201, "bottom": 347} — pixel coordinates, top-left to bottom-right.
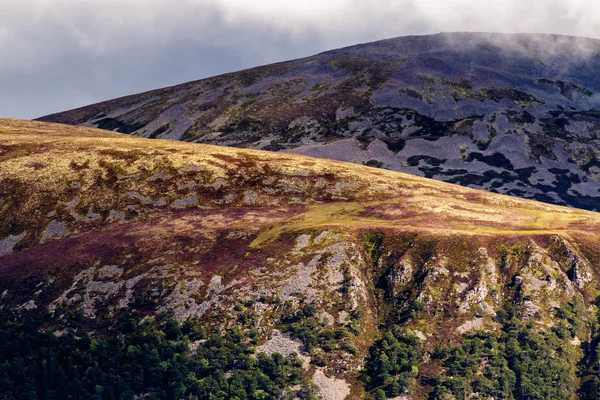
{"left": 2, "top": 118, "right": 600, "bottom": 399}
{"left": 37, "top": 32, "right": 600, "bottom": 211}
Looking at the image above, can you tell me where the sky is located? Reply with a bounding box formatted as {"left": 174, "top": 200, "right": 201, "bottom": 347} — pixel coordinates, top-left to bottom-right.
{"left": 1, "top": 0, "right": 599, "bottom": 119}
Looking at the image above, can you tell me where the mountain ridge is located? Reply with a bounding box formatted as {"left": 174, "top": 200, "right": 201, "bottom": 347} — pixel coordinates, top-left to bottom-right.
{"left": 37, "top": 31, "right": 600, "bottom": 120}
{"left": 2, "top": 118, "right": 600, "bottom": 398}
{"left": 37, "top": 32, "right": 600, "bottom": 213}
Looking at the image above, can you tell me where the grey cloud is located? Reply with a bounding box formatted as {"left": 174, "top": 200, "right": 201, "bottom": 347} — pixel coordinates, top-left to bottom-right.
{"left": 1, "top": 0, "right": 598, "bottom": 119}
{"left": 440, "top": 31, "right": 600, "bottom": 61}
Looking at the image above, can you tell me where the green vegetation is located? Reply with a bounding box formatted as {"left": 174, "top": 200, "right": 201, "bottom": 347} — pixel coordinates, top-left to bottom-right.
{"left": 0, "top": 313, "right": 304, "bottom": 400}
{"left": 3, "top": 117, "right": 600, "bottom": 400}
{"left": 362, "top": 325, "right": 420, "bottom": 397}
{"left": 430, "top": 304, "right": 580, "bottom": 400}
{"left": 2, "top": 299, "right": 599, "bottom": 400}
{"left": 578, "top": 295, "right": 600, "bottom": 399}
{"left": 363, "top": 231, "right": 384, "bottom": 266}
{"left": 280, "top": 301, "right": 357, "bottom": 358}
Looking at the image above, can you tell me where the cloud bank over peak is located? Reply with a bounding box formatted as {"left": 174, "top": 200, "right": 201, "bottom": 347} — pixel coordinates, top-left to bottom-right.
{"left": 1, "top": 0, "right": 599, "bottom": 118}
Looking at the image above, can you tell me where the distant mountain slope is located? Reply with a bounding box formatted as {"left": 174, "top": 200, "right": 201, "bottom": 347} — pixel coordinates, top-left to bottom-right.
{"left": 3, "top": 119, "right": 600, "bottom": 398}
{"left": 41, "top": 33, "right": 600, "bottom": 210}
{"left": 37, "top": 33, "right": 600, "bottom": 211}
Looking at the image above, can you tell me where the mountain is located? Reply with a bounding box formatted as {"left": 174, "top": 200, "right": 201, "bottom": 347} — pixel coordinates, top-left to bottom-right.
{"left": 2, "top": 118, "right": 600, "bottom": 399}
{"left": 37, "top": 32, "right": 600, "bottom": 212}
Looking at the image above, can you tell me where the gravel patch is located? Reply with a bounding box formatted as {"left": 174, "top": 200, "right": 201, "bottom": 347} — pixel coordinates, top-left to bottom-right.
{"left": 295, "top": 234, "right": 312, "bottom": 251}
{"left": 41, "top": 220, "right": 67, "bottom": 243}
{"left": 17, "top": 300, "right": 37, "bottom": 311}
{"left": 314, "top": 230, "right": 341, "bottom": 244}
{"left": 208, "top": 275, "right": 225, "bottom": 294}
{"left": 279, "top": 262, "right": 317, "bottom": 300}
{"left": 170, "top": 194, "right": 199, "bottom": 209}
{"left": 98, "top": 265, "right": 123, "bottom": 279}
{"left": 318, "top": 311, "right": 334, "bottom": 327}
{"left": 107, "top": 210, "right": 126, "bottom": 222}
{"left": 126, "top": 191, "right": 168, "bottom": 206}
{"left": 0, "top": 232, "right": 26, "bottom": 256}
{"left": 457, "top": 317, "right": 484, "bottom": 333}
{"left": 243, "top": 190, "right": 258, "bottom": 205}
{"left": 257, "top": 330, "right": 310, "bottom": 368}
{"left": 313, "top": 369, "right": 351, "bottom": 400}
{"left": 146, "top": 172, "right": 173, "bottom": 181}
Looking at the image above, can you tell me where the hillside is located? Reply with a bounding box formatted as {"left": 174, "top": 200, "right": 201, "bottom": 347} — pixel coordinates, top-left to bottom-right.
{"left": 38, "top": 32, "right": 600, "bottom": 211}
{"left": 2, "top": 118, "right": 600, "bottom": 399}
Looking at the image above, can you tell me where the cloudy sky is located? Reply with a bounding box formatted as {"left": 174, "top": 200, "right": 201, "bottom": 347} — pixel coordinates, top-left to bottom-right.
{"left": 1, "top": 0, "right": 599, "bottom": 119}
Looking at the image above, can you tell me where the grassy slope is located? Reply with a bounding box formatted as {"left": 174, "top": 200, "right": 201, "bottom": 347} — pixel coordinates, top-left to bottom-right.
{"left": 34, "top": 34, "right": 600, "bottom": 214}
{"left": 3, "top": 117, "right": 600, "bottom": 334}
{"left": 3, "top": 119, "right": 600, "bottom": 399}
{"left": 2, "top": 118, "right": 599, "bottom": 242}
{"left": 2, "top": 117, "right": 600, "bottom": 312}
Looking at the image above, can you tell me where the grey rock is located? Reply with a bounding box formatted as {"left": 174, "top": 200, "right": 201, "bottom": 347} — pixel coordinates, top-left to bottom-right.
{"left": 38, "top": 33, "right": 600, "bottom": 211}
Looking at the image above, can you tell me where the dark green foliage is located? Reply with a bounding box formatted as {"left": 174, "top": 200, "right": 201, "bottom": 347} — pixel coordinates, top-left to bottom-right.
{"left": 580, "top": 378, "right": 600, "bottom": 400}
{"left": 338, "top": 264, "right": 353, "bottom": 295}
{"left": 234, "top": 302, "right": 258, "bottom": 328}
{"left": 0, "top": 314, "right": 304, "bottom": 400}
{"left": 431, "top": 332, "right": 515, "bottom": 400}
{"left": 381, "top": 139, "right": 405, "bottom": 154}
{"left": 554, "top": 297, "right": 588, "bottom": 337}
{"left": 364, "top": 231, "right": 384, "bottom": 266}
{"left": 280, "top": 301, "right": 354, "bottom": 355}
{"left": 347, "top": 308, "right": 363, "bottom": 336}
{"left": 578, "top": 296, "right": 600, "bottom": 399}
{"left": 430, "top": 306, "right": 578, "bottom": 400}
{"left": 373, "top": 388, "right": 387, "bottom": 400}
{"left": 362, "top": 325, "right": 420, "bottom": 397}
{"left": 295, "top": 381, "right": 320, "bottom": 400}
{"left": 387, "top": 238, "right": 437, "bottom": 324}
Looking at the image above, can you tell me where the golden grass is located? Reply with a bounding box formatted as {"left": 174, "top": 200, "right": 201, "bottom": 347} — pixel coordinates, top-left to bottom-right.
{"left": 1, "top": 118, "right": 599, "bottom": 247}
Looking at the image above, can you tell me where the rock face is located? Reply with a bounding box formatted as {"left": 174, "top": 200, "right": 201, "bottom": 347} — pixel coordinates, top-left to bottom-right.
{"left": 38, "top": 33, "right": 600, "bottom": 211}
{"left": 3, "top": 119, "right": 600, "bottom": 399}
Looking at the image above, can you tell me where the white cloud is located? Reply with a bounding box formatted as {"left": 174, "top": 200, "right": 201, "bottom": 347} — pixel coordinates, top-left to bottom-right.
{"left": 0, "top": 0, "right": 599, "bottom": 118}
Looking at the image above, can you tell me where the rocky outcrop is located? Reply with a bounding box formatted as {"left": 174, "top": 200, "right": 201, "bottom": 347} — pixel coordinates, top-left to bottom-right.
{"left": 2, "top": 118, "right": 600, "bottom": 399}
{"left": 38, "top": 33, "right": 600, "bottom": 211}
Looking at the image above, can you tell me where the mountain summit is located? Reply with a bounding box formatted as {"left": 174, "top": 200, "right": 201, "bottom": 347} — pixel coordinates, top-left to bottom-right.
{"left": 38, "top": 33, "right": 600, "bottom": 211}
